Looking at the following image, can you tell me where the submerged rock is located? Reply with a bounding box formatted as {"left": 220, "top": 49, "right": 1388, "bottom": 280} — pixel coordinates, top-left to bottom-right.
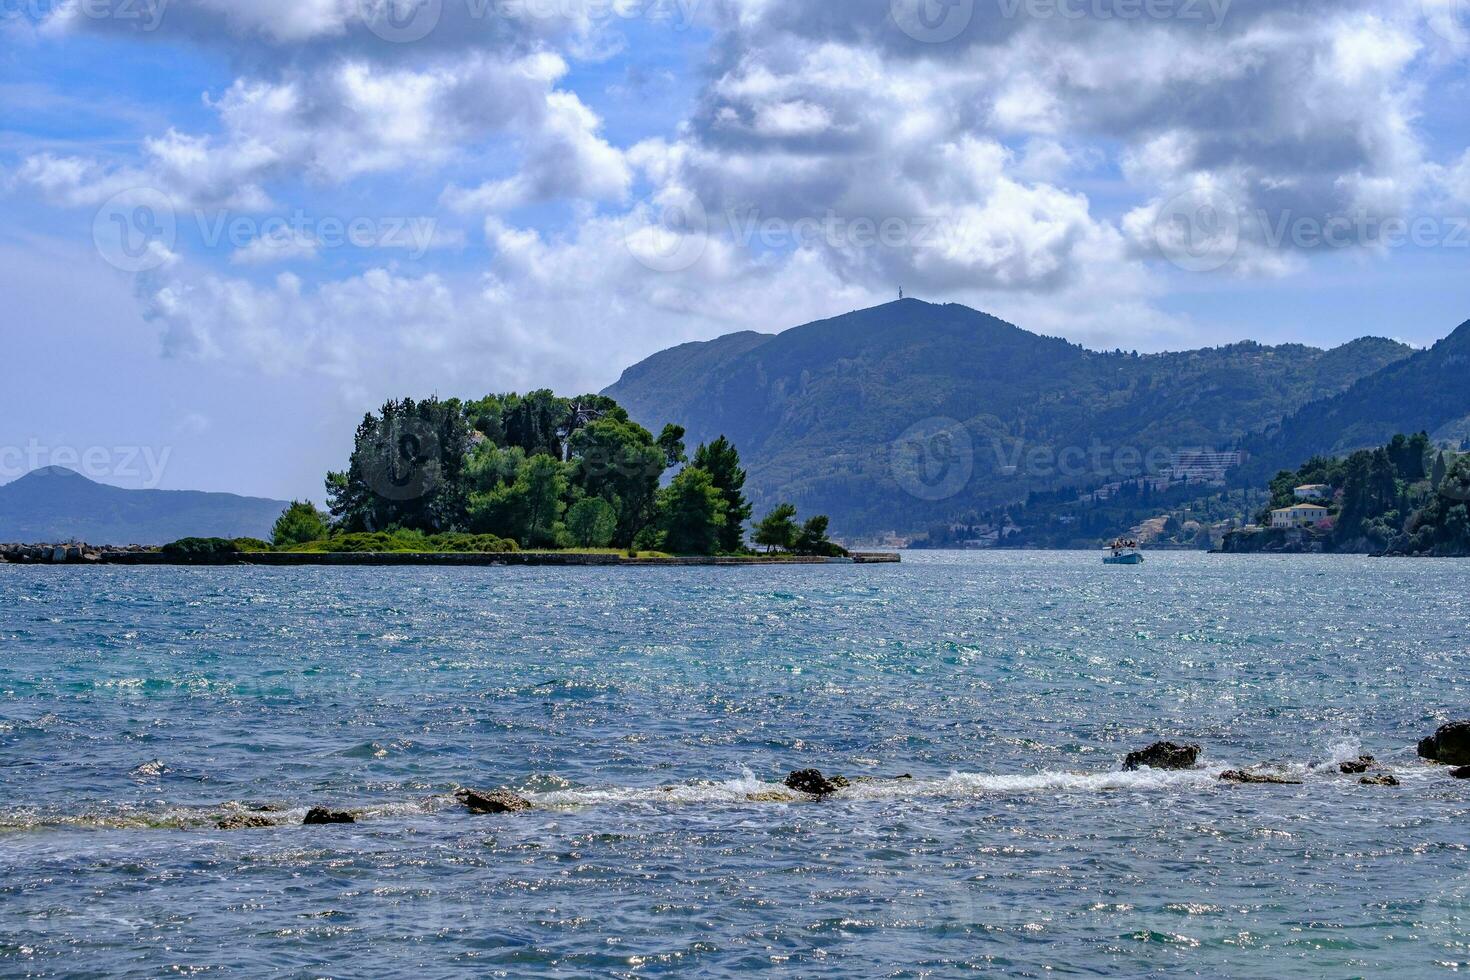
{"left": 1360, "top": 773, "right": 1401, "bottom": 787}
{"left": 1124, "top": 742, "right": 1201, "bottom": 772}
{"left": 457, "top": 789, "right": 533, "bottom": 815}
{"left": 303, "top": 807, "right": 356, "bottom": 825}
{"left": 746, "top": 790, "right": 798, "bottom": 803}
{"left": 1452, "top": 767, "right": 1470, "bottom": 780}
{"left": 1339, "top": 755, "right": 1376, "bottom": 775}
{"left": 1219, "top": 770, "right": 1302, "bottom": 786}
{"left": 784, "top": 769, "right": 844, "bottom": 796}
{"left": 1418, "top": 722, "right": 1470, "bottom": 766}
{"left": 849, "top": 774, "right": 913, "bottom": 785}
{"left": 216, "top": 813, "right": 276, "bottom": 831}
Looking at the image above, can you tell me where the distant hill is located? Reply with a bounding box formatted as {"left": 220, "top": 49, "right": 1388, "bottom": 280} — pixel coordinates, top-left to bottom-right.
{"left": 1244, "top": 319, "right": 1470, "bottom": 477}
{"left": 605, "top": 300, "right": 1413, "bottom": 534}
{"left": 0, "top": 468, "right": 289, "bottom": 545}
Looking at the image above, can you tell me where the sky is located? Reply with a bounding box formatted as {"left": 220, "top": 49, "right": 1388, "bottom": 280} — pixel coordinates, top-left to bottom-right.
{"left": 2, "top": 0, "right": 1469, "bottom": 501}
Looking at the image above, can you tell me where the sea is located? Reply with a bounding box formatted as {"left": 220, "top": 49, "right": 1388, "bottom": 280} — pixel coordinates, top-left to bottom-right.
{"left": 1, "top": 551, "right": 1467, "bottom": 977}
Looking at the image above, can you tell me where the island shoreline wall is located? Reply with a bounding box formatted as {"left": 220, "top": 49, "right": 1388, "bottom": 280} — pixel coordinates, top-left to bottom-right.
{"left": 1, "top": 547, "right": 901, "bottom": 568}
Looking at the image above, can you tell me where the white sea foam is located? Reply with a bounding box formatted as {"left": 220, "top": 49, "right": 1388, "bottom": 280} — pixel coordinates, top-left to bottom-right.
{"left": 1323, "top": 735, "right": 1366, "bottom": 767}
{"left": 0, "top": 752, "right": 1441, "bottom": 834}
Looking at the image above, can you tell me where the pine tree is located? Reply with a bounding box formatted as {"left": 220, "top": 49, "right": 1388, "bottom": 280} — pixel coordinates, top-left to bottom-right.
{"left": 754, "top": 504, "right": 799, "bottom": 553}
{"left": 692, "top": 437, "right": 754, "bottom": 553}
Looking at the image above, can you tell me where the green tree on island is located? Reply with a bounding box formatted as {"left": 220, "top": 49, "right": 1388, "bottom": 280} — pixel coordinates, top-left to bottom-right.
{"left": 568, "top": 415, "right": 667, "bottom": 547}
{"left": 793, "top": 515, "right": 844, "bottom": 557}
{"left": 326, "top": 397, "right": 473, "bottom": 533}
{"left": 566, "top": 497, "right": 618, "bottom": 548}
{"left": 754, "top": 504, "right": 799, "bottom": 553}
{"left": 467, "top": 453, "right": 568, "bottom": 549}
{"left": 655, "top": 467, "right": 727, "bottom": 555}
{"left": 693, "top": 436, "right": 753, "bottom": 553}
{"left": 657, "top": 424, "right": 688, "bottom": 469}
{"left": 271, "top": 501, "right": 329, "bottom": 548}
{"left": 754, "top": 503, "right": 845, "bottom": 556}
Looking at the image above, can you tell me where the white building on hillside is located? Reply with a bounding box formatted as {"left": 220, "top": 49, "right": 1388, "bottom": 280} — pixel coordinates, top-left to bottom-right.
{"left": 1294, "top": 484, "right": 1330, "bottom": 501}
{"left": 1271, "top": 504, "right": 1330, "bottom": 529}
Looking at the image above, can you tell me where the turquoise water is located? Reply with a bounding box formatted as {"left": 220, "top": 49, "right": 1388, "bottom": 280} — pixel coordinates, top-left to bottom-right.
{"left": 1, "top": 551, "right": 1467, "bottom": 976}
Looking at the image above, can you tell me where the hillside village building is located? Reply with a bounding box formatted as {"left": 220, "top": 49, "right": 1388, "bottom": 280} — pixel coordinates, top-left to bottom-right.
{"left": 1271, "top": 504, "right": 1330, "bottom": 529}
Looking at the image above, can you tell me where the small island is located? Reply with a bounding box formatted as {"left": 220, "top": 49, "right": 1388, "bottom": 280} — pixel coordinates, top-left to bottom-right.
{"left": 2, "top": 391, "right": 898, "bottom": 567}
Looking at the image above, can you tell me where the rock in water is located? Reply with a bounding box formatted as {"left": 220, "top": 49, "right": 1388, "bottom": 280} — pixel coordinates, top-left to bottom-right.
{"left": 457, "top": 789, "right": 533, "bottom": 815}
{"left": 1219, "top": 770, "right": 1302, "bottom": 785}
{"left": 1339, "top": 755, "right": 1376, "bottom": 775}
{"left": 303, "top": 807, "right": 356, "bottom": 825}
{"left": 784, "top": 769, "right": 842, "bottom": 796}
{"left": 1124, "top": 742, "right": 1201, "bottom": 771}
{"left": 217, "top": 813, "right": 276, "bottom": 830}
{"left": 1418, "top": 722, "right": 1470, "bottom": 766}
{"left": 746, "top": 791, "right": 797, "bottom": 803}
{"left": 1360, "top": 773, "right": 1401, "bottom": 787}
{"left": 1451, "top": 767, "right": 1470, "bottom": 780}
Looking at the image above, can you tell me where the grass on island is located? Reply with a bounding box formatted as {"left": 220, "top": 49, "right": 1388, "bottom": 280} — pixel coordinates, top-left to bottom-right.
{"left": 162, "top": 534, "right": 685, "bottom": 561}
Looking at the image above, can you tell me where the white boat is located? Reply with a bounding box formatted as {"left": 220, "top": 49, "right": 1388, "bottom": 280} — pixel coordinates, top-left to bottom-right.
{"left": 1104, "top": 539, "right": 1144, "bottom": 565}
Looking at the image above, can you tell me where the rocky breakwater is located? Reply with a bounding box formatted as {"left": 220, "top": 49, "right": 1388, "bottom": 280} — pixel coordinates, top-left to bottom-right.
{"left": 0, "top": 543, "right": 154, "bottom": 564}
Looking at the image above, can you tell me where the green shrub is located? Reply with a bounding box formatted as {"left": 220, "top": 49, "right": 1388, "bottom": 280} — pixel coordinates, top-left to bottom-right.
{"left": 271, "top": 502, "right": 329, "bottom": 547}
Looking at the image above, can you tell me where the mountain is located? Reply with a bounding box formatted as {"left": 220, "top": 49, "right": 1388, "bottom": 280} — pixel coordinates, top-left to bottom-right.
{"left": 0, "top": 468, "right": 290, "bottom": 545}
{"left": 605, "top": 300, "right": 1413, "bottom": 534}
{"left": 1245, "top": 320, "right": 1470, "bottom": 476}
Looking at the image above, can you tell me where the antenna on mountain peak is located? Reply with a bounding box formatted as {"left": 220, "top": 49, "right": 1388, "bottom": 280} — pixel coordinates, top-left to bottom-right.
{"left": 899, "top": 287, "right": 904, "bottom": 301}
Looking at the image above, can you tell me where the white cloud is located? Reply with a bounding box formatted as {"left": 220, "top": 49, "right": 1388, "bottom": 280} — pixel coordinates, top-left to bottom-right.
{"left": 18, "top": 49, "right": 624, "bottom": 217}
{"left": 11, "top": 0, "right": 1469, "bottom": 408}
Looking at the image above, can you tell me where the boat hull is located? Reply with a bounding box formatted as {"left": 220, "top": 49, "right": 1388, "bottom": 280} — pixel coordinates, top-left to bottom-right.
{"left": 1104, "top": 553, "right": 1145, "bottom": 565}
